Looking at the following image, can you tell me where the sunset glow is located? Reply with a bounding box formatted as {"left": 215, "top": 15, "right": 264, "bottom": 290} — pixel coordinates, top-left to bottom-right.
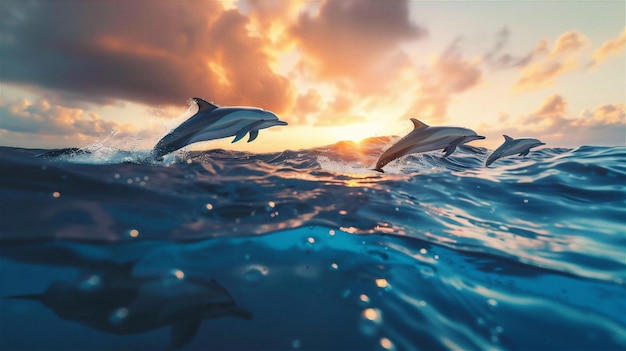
{"left": 1, "top": 1, "right": 624, "bottom": 152}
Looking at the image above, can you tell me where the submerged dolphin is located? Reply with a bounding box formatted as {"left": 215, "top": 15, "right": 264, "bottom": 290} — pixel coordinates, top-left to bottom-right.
{"left": 485, "top": 135, "right": 545, "bottom": 166}
{"left": 373, "top": 118, "right": 485, "bottom": 172}
{"left": 5, "top": 264, "right": 251, "bottom": 349}
{"left": 152, "top": 97, "right": 288, "bottom": 159}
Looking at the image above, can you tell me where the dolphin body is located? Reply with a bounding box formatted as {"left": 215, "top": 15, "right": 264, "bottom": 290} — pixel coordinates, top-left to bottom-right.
{"left": 152, "top": 97, "right": 288, "bottom": 159}
{"left": 5, "top": 265, "right": 252, "bottom": 349}
{"left": 373, "top": 118, "right": 485, "bottom": 172}
{"left": 485, "top": 135, "right": 545, "bottom": 166}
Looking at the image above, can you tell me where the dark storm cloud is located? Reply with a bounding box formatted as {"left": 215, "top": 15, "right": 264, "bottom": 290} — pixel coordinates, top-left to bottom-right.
{"left": 0, "top": 0, "right": 294, "bottom": 113}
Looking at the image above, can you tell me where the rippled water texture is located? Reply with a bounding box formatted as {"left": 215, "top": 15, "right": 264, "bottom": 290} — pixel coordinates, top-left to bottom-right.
{"left": 1, "top": 141, "right": 625, "bottom": 350}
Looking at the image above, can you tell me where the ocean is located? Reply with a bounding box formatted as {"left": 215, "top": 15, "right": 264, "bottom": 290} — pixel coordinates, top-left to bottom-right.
{"left": 0, "top": 141, "right": 624, "bottom": 350}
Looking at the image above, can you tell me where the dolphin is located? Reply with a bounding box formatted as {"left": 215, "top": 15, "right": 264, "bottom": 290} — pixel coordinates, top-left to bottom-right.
{"left": 485, "top": 135, "right": 545, "bottom": 166}
{"left": 152, "top": 97, "right": 288, "bottom": 159}
{"left": 5, "top": 264, "right": 252, "bottom": 349}
{"left": 373, "top": 118, "right": 485, "bottom": 172}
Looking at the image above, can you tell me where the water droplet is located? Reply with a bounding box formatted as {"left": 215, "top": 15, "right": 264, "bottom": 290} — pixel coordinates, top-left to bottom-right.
{"left": 307, "top": 237, "right": 315, "bottom": 245}
{"left": 243, "top": 265, "right": 269, "bottom": 283}
{"left": 375, "top": 278, "right": 390, "bottom": 290}
{"left": 329, "top": 263, "right": 339, "bottom": 270}
{"left": 127, "top": 178, "right": 133, "bottom": 184}
{"left": 338, "top": 210, "right": 347, "bottom": 215}
{"left": 379, "top": 337, "right": 395, "bottom": 351}
{"left": 52, "top": 191, "right": 61, "bottom": 198}
{"left": 359, "top": 294, "right": 370, "bottom": 305}
{"left": 487, "top": 298, "right": 498, "bottom": 308}
{"left": 114, "top": 173, "right": 120, "bottom": 179}
{"left": 359, "top": 308, "right": 383, "bottom": 336}
{"left": 268, "top": 201, "right": 276, "bottom": 208}
{"left": 329, "top": 229, "right": 336, "bottom": 236}
{"left": 205, "top": 203, "right": 213, "bottom": 210}
{"left": 244, "top": 254, "right": 251, "bottom": 260}
{"left": 420, "top": 248, "right": 427, "bottom": 254}
{"left": 128, "top": 229, "right": 139, "bottom": 238}
{"left": 523, "top": 199, "right": 529, "bottom": 203}
{"left": 291, "top": 339, "right": 301, "bottom": 349}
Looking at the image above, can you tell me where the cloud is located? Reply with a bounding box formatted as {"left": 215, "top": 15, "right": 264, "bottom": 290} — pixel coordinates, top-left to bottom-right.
{"left": 482, "top": 94, "right": 625, "bottom": 147}
{"left": 290, "top": 89, "right": 323, "bottom": 125}
{"left": 289, "top": 0, "right": 426, "bottom": 94}
{"left": 403, "top": 39, "right": 483, "bottom": 122}
{"left": 0, "top": 97, "right": 133, "bottom": 139}
{"left": 513, "top": 58, "right": 576, "bottom": 92}
{"left": 313, "top": 93, "right": 367, "bottom": 127}
{"left": 484, "top": 28, "right": 537, "bottom": 70}
{"left": 0, "top": 0, "right": 294, "bottom": 113}
{"left": 588, "top": 27, "right": 626, "bottom": 68}
{"left": 534, "top": 94, "right": 567, "bottom": 115}
{"left": 550, "top": 31, "right": 587, "bottom": 56}
{"left": 511, "top": 31, "right": 588, "bottom": 92}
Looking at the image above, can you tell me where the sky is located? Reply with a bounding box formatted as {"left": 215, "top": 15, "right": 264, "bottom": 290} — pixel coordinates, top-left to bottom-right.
{"left": 1, "top": 0, "right": 624, "bottom": 152}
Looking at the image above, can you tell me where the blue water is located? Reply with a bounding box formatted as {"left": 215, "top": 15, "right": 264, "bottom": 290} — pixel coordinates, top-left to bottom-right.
{"left": 1, "top": 140, "right": 625, "bottom": 350}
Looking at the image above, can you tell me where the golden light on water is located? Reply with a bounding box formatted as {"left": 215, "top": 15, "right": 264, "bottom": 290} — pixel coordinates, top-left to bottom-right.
{"left": 375, "top": 278, "right": 389, "bottom": 289}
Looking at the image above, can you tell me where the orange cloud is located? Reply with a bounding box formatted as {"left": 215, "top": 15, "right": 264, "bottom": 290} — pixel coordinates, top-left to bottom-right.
{"left": 289, "top": 0, "right": 426, "bottom": 94}
{"left": 550, "top": 31, "right": 587, "bottom": 56}
{"left": 513, "top": 59, "right": 576, "bottom": 92}
{"left": 313, "top": 93, "right": 367, "bottom": 126}
{"left": 588, "top": 28, "right": 626, "bottom": 68}
{"left": 482, "top": 95, "right": 625, "bottom": 147}
{"left": 290, "top": 89, "right": 323, "bottom": 125}
{"left": 404, "top": 40, "right": 482, "bottom": 122}
{"left": 0, "top": 97, "right": 134, "bottom": 139}
{"left": 535, "top": 94, "right": 567, "bottom": 115}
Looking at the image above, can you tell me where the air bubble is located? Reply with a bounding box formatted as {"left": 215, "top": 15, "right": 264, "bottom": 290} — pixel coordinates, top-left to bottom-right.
{"left": 243, "top": 265, "right": 269, "bottom": 283}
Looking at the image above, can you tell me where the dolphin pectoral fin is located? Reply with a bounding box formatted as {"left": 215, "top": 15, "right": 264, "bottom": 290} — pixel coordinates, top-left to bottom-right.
{"left": 247, "top": 130, "right": 259, "bottom": 142}
{"left": 232, "top": 128, "right": 249, "bottom": 143}
{"left": 169, "top": 316, "right": 202, "bottom": 350}
{"left": 442, "top": 136, "right": 467, "bottom": 157}
{"left": 442, "top": 145, "right": 457, "bottom": 157}
{"left": 519, "top": 150, "right": 530, "bottom": 156}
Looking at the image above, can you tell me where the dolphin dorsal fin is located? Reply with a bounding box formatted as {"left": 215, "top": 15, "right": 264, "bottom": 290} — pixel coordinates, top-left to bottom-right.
{"left": 503, "top": 135, "right": 513, "bottom": 141}
{"left": 193, "top": 97, "right": 219, "bottom": 112}
{"left": 410, "top": 118, "right": 429, "bottom": 130}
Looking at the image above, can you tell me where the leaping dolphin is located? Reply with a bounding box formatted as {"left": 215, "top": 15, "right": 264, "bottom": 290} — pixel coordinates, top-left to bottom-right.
{"left": 5, "top": 264, "right": 252, "bottom": 349}
{"left": 152, "top": 97, "right": 288, "bottom": 159}
{"left": 373, "top": 118, "right": 485, "bottom": 172}
{"left": 485, "top": 135, "right": 545, "bottom": 166}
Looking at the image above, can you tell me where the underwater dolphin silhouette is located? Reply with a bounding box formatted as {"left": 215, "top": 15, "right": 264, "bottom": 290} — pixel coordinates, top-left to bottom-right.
{"left": 5, "top": 264, "right": 252, "bottom": 349}
{"left": 152, "top": 97, "right": 288, "bottom": 159}
{"left": 373, "top": 118, "right": 485, "bottom": 172}
{"left": 485, "top": 135, "right": 545, "bottom": 166}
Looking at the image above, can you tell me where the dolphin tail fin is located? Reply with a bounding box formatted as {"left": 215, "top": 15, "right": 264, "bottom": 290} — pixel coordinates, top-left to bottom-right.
{"left": 371, "top": 168, "right": 385, "bottom": 173}
{"left": 247, "top": 130, "right": 259, "bottom": 142}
